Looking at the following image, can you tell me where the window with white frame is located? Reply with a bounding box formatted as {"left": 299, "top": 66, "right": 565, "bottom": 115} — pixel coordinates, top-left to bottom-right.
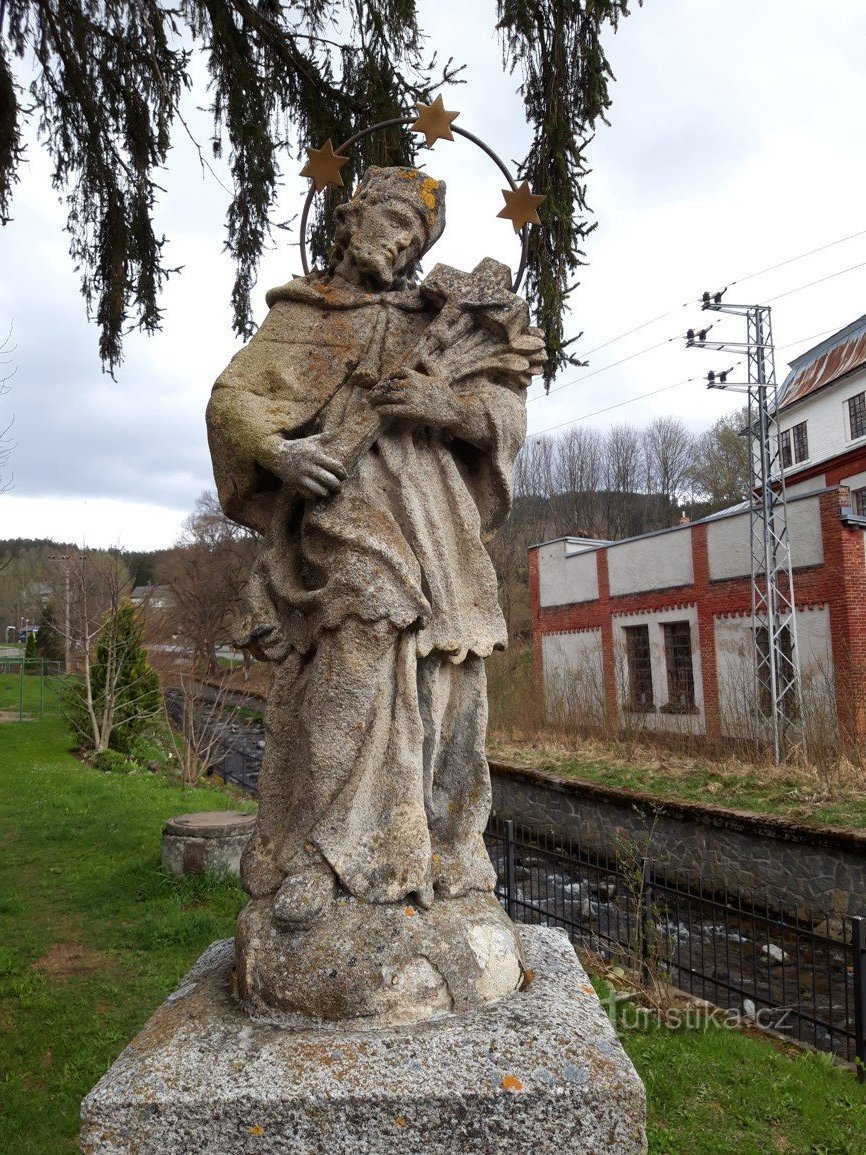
{"left": 779, "top": 422, "right": 808, "bottom": 468}
{"left": 791, "top": 421, "right": 808, "bottom": 462}
{"left": 779, "top": 428, "right": 792, "bottom": 468}
{"left": 853, "top": 486, "right": 866, "bottom": 518}
{"left": 848, "top": 391, "right": 866, "bottom": 441}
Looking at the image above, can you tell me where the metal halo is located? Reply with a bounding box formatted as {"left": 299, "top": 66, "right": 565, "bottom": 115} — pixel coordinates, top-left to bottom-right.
{"left": 297, "top": 115, "right": 530, "bottom": 292}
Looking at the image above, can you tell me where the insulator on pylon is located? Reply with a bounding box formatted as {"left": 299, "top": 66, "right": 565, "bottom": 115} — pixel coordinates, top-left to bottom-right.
{"left": 708, "top": 370, "right": 715, "bottom": 384}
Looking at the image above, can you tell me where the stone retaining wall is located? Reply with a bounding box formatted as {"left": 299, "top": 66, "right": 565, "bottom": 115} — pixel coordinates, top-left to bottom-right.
{"left": 489, "top": 761, "right": 866, "bottom": 917}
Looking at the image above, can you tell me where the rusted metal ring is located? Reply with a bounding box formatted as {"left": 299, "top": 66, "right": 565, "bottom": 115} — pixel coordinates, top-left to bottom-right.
{"left": 297, "top": 115, "right": 529, "bottom": 292}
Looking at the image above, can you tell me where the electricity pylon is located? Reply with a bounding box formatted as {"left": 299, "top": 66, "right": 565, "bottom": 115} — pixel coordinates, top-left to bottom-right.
{"left": 687, "top": 293, "right": 804, "bottom": 763}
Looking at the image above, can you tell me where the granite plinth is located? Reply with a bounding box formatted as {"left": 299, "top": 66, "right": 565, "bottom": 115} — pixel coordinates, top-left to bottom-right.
{"left": 161, "top": 810, "right": 255, "bottom": 877}
{"left": 80, "top": 926, "right": 646, "bottom": 1154}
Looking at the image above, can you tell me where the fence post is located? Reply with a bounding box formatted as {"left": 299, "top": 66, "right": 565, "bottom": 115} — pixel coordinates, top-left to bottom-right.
{"left": 504, "top": 820, "right": 517, "bottom": 920}
{"left": 640, "top": 859, "right": 653, "bottom": 984}
{"left": 853, "top": 916, "right": 866, "bottom": 1082}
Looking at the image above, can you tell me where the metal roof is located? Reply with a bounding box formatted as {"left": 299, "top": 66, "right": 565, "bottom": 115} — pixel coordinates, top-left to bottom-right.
{"left": 777, "top": 314, "right": 866, "bottom": 410}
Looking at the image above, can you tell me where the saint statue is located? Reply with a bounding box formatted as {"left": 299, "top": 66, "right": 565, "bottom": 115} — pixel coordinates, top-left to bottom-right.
{"left": 208, "top": 165, "right": 545, "bottom": 1024}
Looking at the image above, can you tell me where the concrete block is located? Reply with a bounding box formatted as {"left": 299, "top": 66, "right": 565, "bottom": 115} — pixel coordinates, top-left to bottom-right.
{"left": 80, "top": 926, "right": 646, "bottom": 1154}
{"left": 160, "top": 810, "right": 255, "bottom": 877}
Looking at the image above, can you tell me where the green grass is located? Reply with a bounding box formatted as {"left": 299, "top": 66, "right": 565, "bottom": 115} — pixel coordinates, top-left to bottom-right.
{"left": 0, "top": 669, "right": 64, "bottom": 719}
{"left": 0, "top": 712, "right": 254, "bottom": 1153}
{"left": 487, "top": 645, "right": 866, "bottom": 831}
{"left": 593, "top": 980, "right": 866, "bottom": 1153}
{"left": 2, "top": 711, "right": 864, "bottom": 1152}
{"left": 488, "top": 738, "right": 866, "bottom": 830}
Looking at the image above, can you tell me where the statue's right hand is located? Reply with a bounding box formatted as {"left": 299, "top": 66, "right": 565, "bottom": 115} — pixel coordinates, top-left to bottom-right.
{"left": 272, "top": 435, "right": 347, "bottom": 500}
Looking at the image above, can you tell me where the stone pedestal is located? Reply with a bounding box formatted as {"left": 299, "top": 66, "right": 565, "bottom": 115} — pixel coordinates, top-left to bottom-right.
{"left": 80, "top": 927, "right": 646, "bottom": 1154}
{"left": 161, "top": 810, "right": 255, "bottom": 877}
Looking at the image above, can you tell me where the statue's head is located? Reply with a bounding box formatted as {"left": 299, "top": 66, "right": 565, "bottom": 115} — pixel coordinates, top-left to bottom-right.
{"left": 329, "top": 166, "right": 446, "bottom": 289}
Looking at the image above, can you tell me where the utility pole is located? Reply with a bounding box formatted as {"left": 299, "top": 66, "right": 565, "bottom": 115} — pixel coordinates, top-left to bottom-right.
{"left": 687, "top": 292, "right": 804, "bottom": 763}
{"left": 49, "top": 553, "right": 84, "bottom": 674}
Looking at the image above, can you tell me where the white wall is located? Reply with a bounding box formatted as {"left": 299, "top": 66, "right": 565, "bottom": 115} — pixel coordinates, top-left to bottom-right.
{"left": 841, "top": 469, "right": 866, "bottom": 495}
{"left": 707, "top": 495, "right": 824, "bottom": 580}
{"left": 541, "top": 630, "right": 605, "bottom": 723}
{"left": 786, "top": 474, "right": 826, "bottom": 495}
{"left": 537, "top": 540, "right": 601, "bottom": 607}
{"left": 714, "top": 607, "right": 834, "bottom": 740}
{"left": 611, "top": 605, "right": 704, "bottom": 735}
{"left": 607, "top": 528, "right": 693, "bottom": 596}
{"left": 779, "top": 365, "right": 866, "bottom": 478}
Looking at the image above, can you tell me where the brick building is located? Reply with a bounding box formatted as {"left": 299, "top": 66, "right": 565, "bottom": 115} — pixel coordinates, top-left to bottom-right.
{"left": 529, "top": 317, "right": 866, "bottom": 742}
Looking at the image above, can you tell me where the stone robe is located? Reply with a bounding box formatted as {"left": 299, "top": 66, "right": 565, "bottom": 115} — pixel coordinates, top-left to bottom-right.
{"left": 207, "top": 270, "right": 526, "bottom": 908}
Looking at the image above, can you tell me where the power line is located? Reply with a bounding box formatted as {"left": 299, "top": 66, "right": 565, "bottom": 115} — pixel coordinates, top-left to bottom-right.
{"left": 527, "top": 335, "right": 678, "bottom": 403}
{"left": 526, "top": 365, "right": 745, "bottom": 439}
{"left": 765, "top": 258, "right": 866, "bottom": 304}
{"left": 571, "top": 307, "right": 682, "bottom": 361}
{"left": 524, "top": 318, "right": 853, "bottom": 440}
{"left": 727, "top": 227, "right": 866, "bottom": 292}
{"left": 531, "top": 225, "right": 866, "bottom": 397}
{"left": 528, "top": 254, "right": 866, "bottom": 407}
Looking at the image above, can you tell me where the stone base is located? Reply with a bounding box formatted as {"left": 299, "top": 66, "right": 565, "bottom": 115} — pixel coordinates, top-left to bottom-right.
{"left": 236, "top": 889, "right": 524, "bottom": 1027}
{"left": 161, "top": 811, "right": 255, "bottom": 876}
{"left": 80, "top": 927, "right": 646, "bottom": 1154}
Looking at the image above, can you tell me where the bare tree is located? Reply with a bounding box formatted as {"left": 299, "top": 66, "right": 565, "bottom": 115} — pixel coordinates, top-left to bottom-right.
{"left": 689, "top": 407, "right": 750, "bottom": 513}
{"left": 644, "top": 416, "right": 695, "bottom": 526}
{"left": 159, "top": 669, "right": 242, "bottom": 787}
{"left": 603, "top": 423, "right": 646, "bottom": 539}
{"left": 552, "top": 426, "right": 605, "bottom": 539}
{"left": 157, "top": 492, "right": 258, "bottom": 676}
{"left": 0, "top": 325, "right": 15, "bottom": 497}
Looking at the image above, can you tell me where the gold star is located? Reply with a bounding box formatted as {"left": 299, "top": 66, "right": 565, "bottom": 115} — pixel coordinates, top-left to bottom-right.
{"left": 300, "top": 139, "right": 350, "bottom": 192}
{"left": 410, "top": 95, "right": 460, "bottom": 147}
{"left": 497, "top": 181, "right": 546, "bottom": 232}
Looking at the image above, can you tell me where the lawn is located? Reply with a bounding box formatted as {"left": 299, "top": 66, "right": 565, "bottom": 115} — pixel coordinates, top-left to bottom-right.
{"left": 0, "top": 711, "right": 254, "bottom": 1153}
{"left": 488, "top": 736, "right": 866, "bottom": 831}
{"left": 1, "top": 711, "right": 864, "bottom": 1153}
{"left": 590, "top": 979, "right": 866, "bottom": 1153}
{"left": 0, "top": 668, "right": 64, "bottom": 721}
{"left": 486, "top": 646, "right": 866, "bottom": 831}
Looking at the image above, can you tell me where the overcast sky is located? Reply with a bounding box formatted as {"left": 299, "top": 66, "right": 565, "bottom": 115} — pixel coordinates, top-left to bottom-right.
{"left": 1, "top": 0, "right": 865, "bottom": 550}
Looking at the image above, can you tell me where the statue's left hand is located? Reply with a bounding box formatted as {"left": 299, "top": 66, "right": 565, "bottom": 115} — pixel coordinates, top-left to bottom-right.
{"left": 369, "top": 369, "right": 458, "bottom": 429}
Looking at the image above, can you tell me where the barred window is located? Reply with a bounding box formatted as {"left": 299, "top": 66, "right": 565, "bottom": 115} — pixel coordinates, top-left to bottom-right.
{"left": 848, "top": 391, "right": 866, "bottom": 440}
{"left": 662, "top": 621, "right": 695, "bottom": 709}
{"left": 853, "top": 486, "right": 866, "bottom": 517}
{"left": 624, "top": 625, "right": 653, "bottom": 709}
{"left": 779, "top": 428, "right": 792, "bottom": 468}
{"left": 791, "top": 421, "right": 809, "bottom": 462}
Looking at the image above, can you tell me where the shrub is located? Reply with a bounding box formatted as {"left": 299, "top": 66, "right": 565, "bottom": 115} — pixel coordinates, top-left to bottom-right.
{"left": 64, "top": 600, "right": 161, "bottom": 754}
{"left": 92, "top": 749, "right": 141, "bottom": 774}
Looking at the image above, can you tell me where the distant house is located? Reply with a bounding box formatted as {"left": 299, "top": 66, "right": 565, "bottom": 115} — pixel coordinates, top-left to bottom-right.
{"left": 130, "top": 585, "right": 172, "bottom": 611}
{"left": 529, "top": 317, "right": 866, "bottom": 743}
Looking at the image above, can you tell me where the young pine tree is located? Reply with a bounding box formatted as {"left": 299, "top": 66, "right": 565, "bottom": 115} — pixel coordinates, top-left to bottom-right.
{"left": 65, "top": 600, "right": 161, "bottom": 756}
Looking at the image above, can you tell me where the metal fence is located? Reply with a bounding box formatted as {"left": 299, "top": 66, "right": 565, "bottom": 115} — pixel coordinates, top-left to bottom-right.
{"left": 0, "top": 659, "right": 64, "bottom": 720}
{"left": 205, "top": 735, "right": 865, "bottom": 1074}
{"left": 206, "top": 733, "right": 262, "bottom": 797}
{"left": 485, "top": 816, "right": 866, "bottom": 1074}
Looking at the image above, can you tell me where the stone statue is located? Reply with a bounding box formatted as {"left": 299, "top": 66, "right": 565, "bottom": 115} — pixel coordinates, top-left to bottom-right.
{"left": 207, "top": 165, "right": 546, "bottom": 1026}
